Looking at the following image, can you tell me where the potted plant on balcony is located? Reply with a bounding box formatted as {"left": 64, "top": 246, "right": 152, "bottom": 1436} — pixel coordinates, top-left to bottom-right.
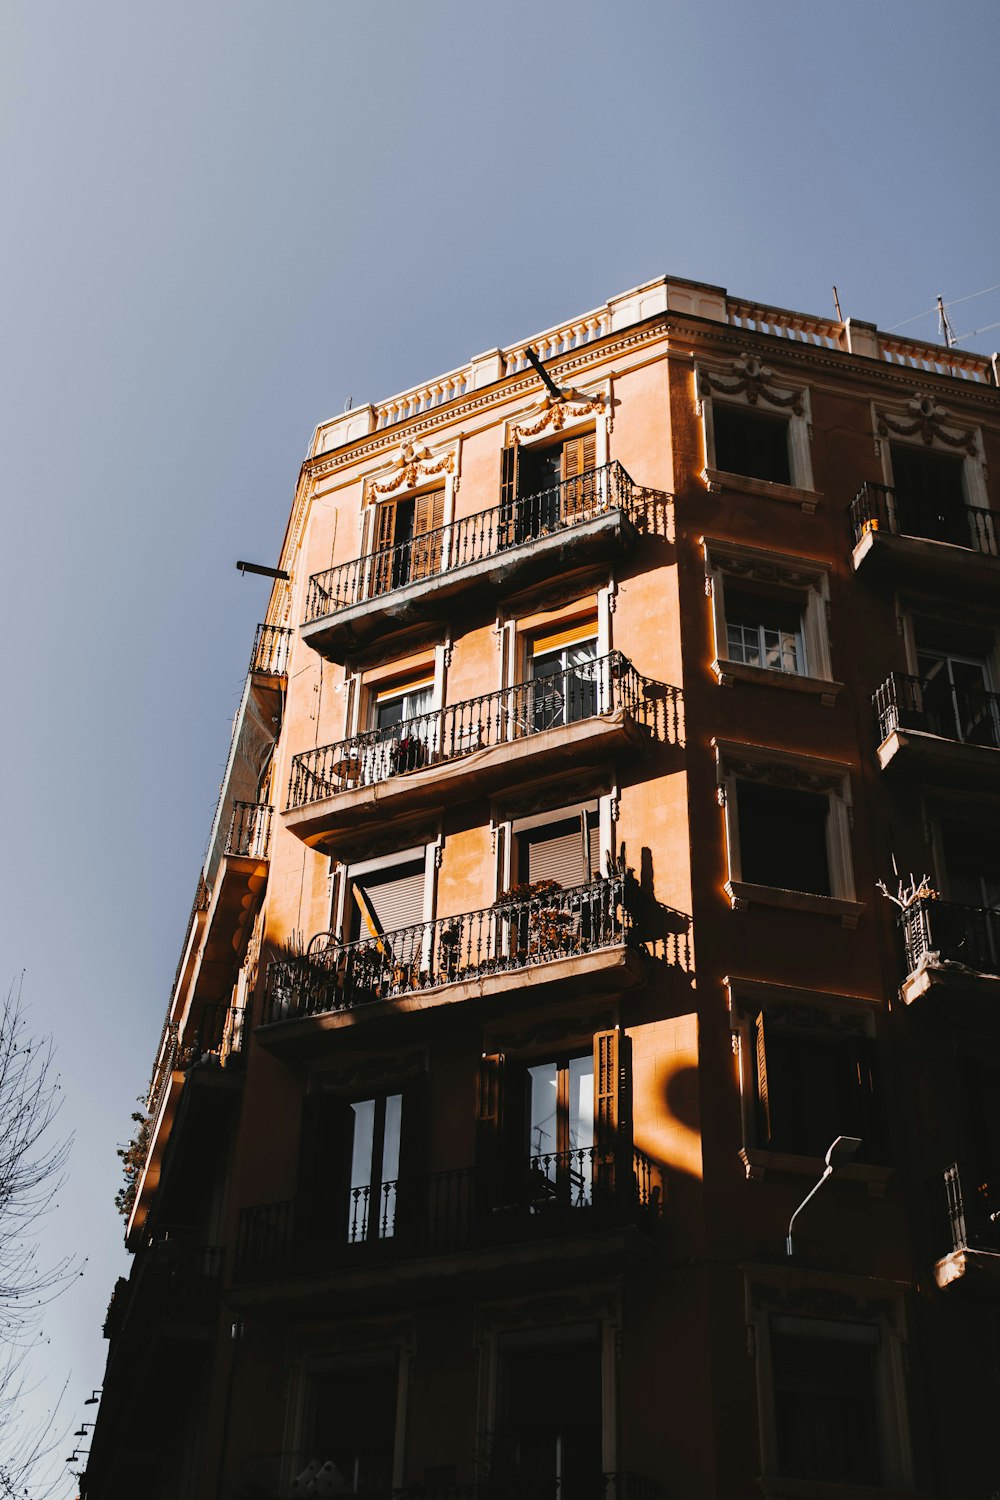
{"left": 493, "top": 879, "right": 581, "bottom": 960}
{"left": 389, "top": 734, "right": 426, "bottom": 776}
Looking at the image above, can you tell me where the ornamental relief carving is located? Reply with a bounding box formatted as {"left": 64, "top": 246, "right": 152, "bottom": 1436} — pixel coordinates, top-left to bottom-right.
{"left": 749, "top": 1280, "right": 896, "bottom": 1329}
{"left": 698, "top": 353, "right": 804, "bottom": 414}
{"left": 730, "top": 997, "right": 871, "bottom": 1037}
{"left": 487, "top": 1008, "right": 617, "bottom": 1056}
{"left": 366, "top": 441, "right": 456, "bottom": 500}
{"left": 713, "top": 553, "right": 823, "bottom": 593}
{"left": 722, "top": 757, "right": 843, "bottom": 797}
{"left": 875, "top": 392, "right": 977, "bottom": 454}
{"left": 315, "top": 1050, "right": 426, "bottom": 1091}
{"left": 509, "top": 390, "right": 606, "bottom": 443}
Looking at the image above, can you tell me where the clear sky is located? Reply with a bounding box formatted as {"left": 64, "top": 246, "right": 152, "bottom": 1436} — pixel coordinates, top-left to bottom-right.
{"left": 2, "top": 0, "right": 998, "bottom": 1487}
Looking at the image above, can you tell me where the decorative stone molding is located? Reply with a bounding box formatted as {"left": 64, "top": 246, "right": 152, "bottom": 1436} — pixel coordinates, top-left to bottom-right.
{"left": 366, "top": 440, "right": 457, "bottom": 499}
{"left": 510, "top": 390, "right": 606, "bottom": 443}
{"left": 875, "top": 391, "right": 978, "bottom": 454}
{"left": 697, "top": 352, "right": 804, "bottom": 414}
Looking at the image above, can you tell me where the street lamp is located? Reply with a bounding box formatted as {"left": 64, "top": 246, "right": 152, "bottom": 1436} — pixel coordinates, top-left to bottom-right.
{"left": 786, "top": 1135, "right": 862, "bottom": 1257}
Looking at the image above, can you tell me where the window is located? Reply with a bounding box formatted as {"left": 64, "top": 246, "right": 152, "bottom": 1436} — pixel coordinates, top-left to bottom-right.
{"left": 916, "top": 648, "right": 999, "bottom": 748}
{"left": 515, "top": 808, "right": 601, "bottom": 888}
{"left": 367, "top": 676, "right": 435, "bottom": 777}
{"left": 736, "top": 781, "right": 830, "bottom": 896}
{"left": 529, "top": 627, "right": 600, "bottom": 731}
{"left": 702, "top": 539, "right": 837, "bottom": 699}
{"left": 349, "top": 859, "right": 426, "bottom": 942}
{"left": 297, "top": 1088, "right": 410, "bottom": 1250}
{"left": 771, "top": 1316, "right": 882, "bottom": 1484}
{"left": 369, "top": 487, "right": 445, "bottom": 594}
{"left": 889, "top": 441, "right": 968, "bottom": 547}
{"left": 479, "top": 1030, "right": 625, "bottom": 1213}
{"left": 725, "top": 589, "right": 803, "bottom": 675}
{"left": 501, "top": 430, "right": 600, "bottom": 541}
{"left": 715, "top": 740, "right": 860, "bottom": 921}
{"left": 753, "top": 1012, "right": 886, "bottom": 1163}
{"left": 493, "top": 1328, "right": 603, "bottom": 1499}
{"left": 712, "top": 403, "right": 791, "bottom": 486}
{"left": 304, "top": 1355, "right": 398, "bottom": 1494}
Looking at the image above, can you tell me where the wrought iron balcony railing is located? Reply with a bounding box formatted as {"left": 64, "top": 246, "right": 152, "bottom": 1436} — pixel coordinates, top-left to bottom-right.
{"left": 235, "top": 1146, "right": 662, "bottom": 1283}
{"left": 262, "top": 875, "right": 638, "bottom": 1026}
{"left": 849, "top": 479, "right": 998, "bottom": 555}
{"left": 304, "top": 462, "right": 638, "bottom": 625}
{"left": 874, "top": 672, "right": 1000, "bottom": 750}
{"left": 901, "top": 895, "right": 1000, "bottom": 978}
{"left": 287, "top": 652, "right": 680, "bottom": 809}
{"left": 935, "top": 1161, "right": 1000, "bottom": 1259}
{"left": 226, "top": 801, "right": 273, "bottom": 859}
{"left": 230, "top": 1466, "right": 668, "bottom": 1500}
{"left": 104, "top": 1231, "right": 224, "bottom": 1340}
{"left": 251, "top": 622, "right": 292, "bottom": 679}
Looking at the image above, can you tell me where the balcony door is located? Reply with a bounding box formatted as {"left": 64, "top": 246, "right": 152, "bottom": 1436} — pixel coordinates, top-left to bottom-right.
{"left": 529, "top": 630, "right": 599, "bottom": 732}
{"left": 504, "top": 431, "right": 598, "bottom": 541}
{"left": 527, "top": 1054, "right": 594, "bottom": 1206}
{"left": 890, "top": 443, "right": 968, "bottom": 547}
{"left": 367, "top": 678, "right": 435, "bottom": 780}
{"left": 941, "top": 818, "right": 1000, "bottom": 970}
{"left": 916, "top": 650, "right": 998, "bottom": 747}
{"left": 308, "top": 1357, "right": 397, "bottom": 1495}
{"left": 494, "top": 1329, "right": 603, "bottom": 1500}
{"left": 368, "top": 488, "right": 444, "bottom": 596}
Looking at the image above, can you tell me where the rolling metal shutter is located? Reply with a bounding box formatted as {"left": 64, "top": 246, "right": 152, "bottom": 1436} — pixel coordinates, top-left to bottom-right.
{"left": 353, "top": 860, "right": 425, "bottom": 936}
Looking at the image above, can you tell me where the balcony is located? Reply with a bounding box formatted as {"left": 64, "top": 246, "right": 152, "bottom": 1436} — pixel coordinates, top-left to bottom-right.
{"left": 932, "top": 1161, "right": 1000, "bottom": 1291}
{"left": 251, "top": 622, "right": 292, "bottom": 684}
{"left": 898, "top": 896, "right": 1000, "bottom": 1005}
{"left": 284, "top": 653, "right": 681, "bottom": 848}
{"left": 230, "top": 1468, "right": 668, "bottom": 1500}
{"left": 873, "top": 672, "right": 1000, "bottom": 785}
{"left": 234, "top": 1146, "right": 662, "bottom": 1287}
{"left": 258, "top": 876, "right": 646, "bottom": 1050}
{"left": 301, "top": 463, "right": 644, "bottom": 661}
{"left": 103, "top": 1230, "right": 224, "bottom": 1342}
{"left": 849, "top": 481, "right": 999, "bottom": 597}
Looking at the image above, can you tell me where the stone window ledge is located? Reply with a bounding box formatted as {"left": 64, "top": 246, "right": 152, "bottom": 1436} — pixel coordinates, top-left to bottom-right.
{"left": 711, "top": 658, "right": 841, "bottom": 705}
{"left": 703, "top": 466, "right": 821, "bottom": 514}
{"left": 725, "top": 880, "right": 863, "bottom": 928}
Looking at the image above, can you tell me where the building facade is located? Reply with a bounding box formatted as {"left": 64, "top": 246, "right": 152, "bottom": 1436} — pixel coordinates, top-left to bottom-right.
{"left": 85, "top": 276, "right": 1000, "bottom": 1500}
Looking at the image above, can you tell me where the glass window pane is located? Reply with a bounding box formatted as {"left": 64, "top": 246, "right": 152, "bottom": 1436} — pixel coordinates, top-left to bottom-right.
{"left": 381, "top": 1094, "right": 402, "bottom": 1183}
{"left": 568, "top": 1057, "right": 594, "bottom": 1152}
{"left": 528, "top": 1063, "right": 559, "bottom": 1164}
{"left": 349, "top": 1099, "right": 375, "bottom": 1190}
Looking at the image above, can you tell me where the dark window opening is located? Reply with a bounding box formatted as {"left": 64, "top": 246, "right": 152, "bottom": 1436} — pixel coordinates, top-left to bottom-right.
{"left": 495, "top": 1333, "right": 603, "bottom": 1500}
{"left": 725, "top": 586, "right": 804, "bottom": 674}
{"left": 889, "top": 442, "right": 967, "bottom": 546}
{"left": 754, "top": 1015, "right": 886, "bottom": 1162}
{"left": 713, "top": 404, "right": 792, "bottom": 485}
{"left": 772, "top": 1317, "right": 881, "bottom": 1484}
{"left": 736, "top": 781, "right": 830, "bottom": 895}
{"left": 308, "top": 1359, "right": 397, "bottom": 1494}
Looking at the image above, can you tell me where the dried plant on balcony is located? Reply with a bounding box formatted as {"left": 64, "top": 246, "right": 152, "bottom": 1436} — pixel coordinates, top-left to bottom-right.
{"left": 114, "top": 1101, "right": 150, "bottom": 1222}
{"left": 877, "top": 872, "right": 937, "bottom": 910}
{"left": 493, "top": 879, "right": 583, "bottom": 958}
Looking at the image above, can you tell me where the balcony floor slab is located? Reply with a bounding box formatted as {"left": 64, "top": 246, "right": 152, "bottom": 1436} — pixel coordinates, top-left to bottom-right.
{"left": 852, "top": 527, "right": 1000, "bottom": 599}
{"left": 876, "top": 727, "right": 1000, "bottom": 788}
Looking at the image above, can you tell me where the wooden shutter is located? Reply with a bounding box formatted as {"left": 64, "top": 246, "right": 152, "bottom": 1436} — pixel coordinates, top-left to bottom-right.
{"left": 594, "top": 1029, "right": 624, "bottom": 1203}
{"left": 561, "top": 431, "right": 598, "bottom": 521}
{"left": 755, "top": 1012, "right": 773, "bottom": 1145}
{"left": 370, "top": 501, "right": 398, "bottom": 595}
{"left": 354, "top": 861, "right": 425, "bottom": 936}
{"left": 499, "top": 445, "right": 518, "bottom": 545}
{"left": 296, "top": 1092, "right": 350, "bottom": 1245}
{"left": 411, "top": 488, "right": 445, "bottom": 582}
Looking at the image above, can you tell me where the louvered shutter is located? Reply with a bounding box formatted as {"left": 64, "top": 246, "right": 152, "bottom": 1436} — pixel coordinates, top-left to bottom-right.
{"left": 411, "top": 488, "right": 445, "bottom": 581}
{"left": 370, "top": 501, "right": 398, "bottom": 595}
{"left": 525, "top": 818, "right": 587, "bottom": 888}
{"left": 755, "top": 1012, "right": 773, "bottom": 1145}
{"left": 500, "top": 445, "right": 518, "bottom": 546}
{"left": 354, "top": 861, "right": 425, "bottom": 936}
{"left": 561, "top": 431, "right": 598, "bottom": 521}
{"left": 296, "top": 1092, "right": 351, "bottom": 1247}
{"left": 594, "top": 1029, "right": 624, "bottom": 1205}
{"left": 478, "top": 1053, "right": 504, "bottom": 1211}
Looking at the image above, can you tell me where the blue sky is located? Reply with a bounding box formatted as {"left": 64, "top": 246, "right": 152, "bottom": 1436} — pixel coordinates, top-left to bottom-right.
{"left": 3, "top": 0, "right": 998, "bottom": 1485}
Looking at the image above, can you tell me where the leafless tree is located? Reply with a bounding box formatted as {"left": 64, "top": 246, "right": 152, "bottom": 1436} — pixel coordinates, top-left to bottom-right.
{"left": 0, "top": 975, "right": 80, "bottom": 1499}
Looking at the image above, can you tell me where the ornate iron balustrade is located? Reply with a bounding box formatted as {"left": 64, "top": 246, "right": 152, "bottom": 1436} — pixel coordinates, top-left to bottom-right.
{"left": 901, "top": 896, "right": 1000, "bottom": 978}
{"left": 178, "top": 1002, "right": 247, "bottom": 1069}
{"left": 226, "top": 801, "right": 273, "bottom": 859}
{"left": 104, "top": 1231, "right": 224, "bottom": 1339}
{"left": 304, "top": 462, "right": 638, "bottom": 624}
{"left": 235, "top": 1146, "right": 661, "bottom": 1283}
{"left": 849, "top": 480, "right": 998, "bottom": 555}
{"left": 874, "top": 671, "right": 1000, "bottom": 750}
{"left": 287, "top": 653, "right": 680, "bottom": 809}
{"left": 936, "top": 1161, "right": 1000, "bottom": 1259}
{"left": 262, "top": 875, "right": 638, "bottom": 1025}
{"left": 251, "top": 622, "right": 292, "bottom": 678}
{"left": 231, "top": 1467, "right": 667, "bottom": 1500}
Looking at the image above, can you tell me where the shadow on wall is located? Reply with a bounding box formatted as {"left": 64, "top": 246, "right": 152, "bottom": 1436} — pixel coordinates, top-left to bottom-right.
{"left": 625, "top": 844, "right": 692, "bottom": 971}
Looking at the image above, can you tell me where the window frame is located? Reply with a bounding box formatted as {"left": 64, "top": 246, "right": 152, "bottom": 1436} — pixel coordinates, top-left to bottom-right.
{"left": 727, "top": 977, "right": 891, "bottom": 1189}
{"left": 874, "top": 392, "right": 989, "bottom": 536}
{"left": 697, "top": 356, "right": 817, "bottom": 509}
{"left": 746, "top": 1271, "right": 913, "bottom": 1494}
{"left": 702, "top": 537, "right": 839, "bottom": 704}
{"left": 714, "top": 738, "right": 862, "bottom": 925}
{"left": 288, "top": 1344, "right": 410, "bottom": 1498}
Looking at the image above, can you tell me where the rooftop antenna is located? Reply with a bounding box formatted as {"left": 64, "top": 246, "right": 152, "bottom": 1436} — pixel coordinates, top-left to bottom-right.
{"left": 937, "top": 295, "right": 956, "bottom": 348}
{"left": 345, "top": 396, "right": 353, "bottom": 411}
{"left": 832, "top": 285, "right": 843, "bottom": 322}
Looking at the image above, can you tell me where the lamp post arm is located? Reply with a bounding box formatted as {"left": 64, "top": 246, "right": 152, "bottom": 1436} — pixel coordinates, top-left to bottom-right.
{"left": 786, "top": 1164, "right": 833, "bottom": 1257}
